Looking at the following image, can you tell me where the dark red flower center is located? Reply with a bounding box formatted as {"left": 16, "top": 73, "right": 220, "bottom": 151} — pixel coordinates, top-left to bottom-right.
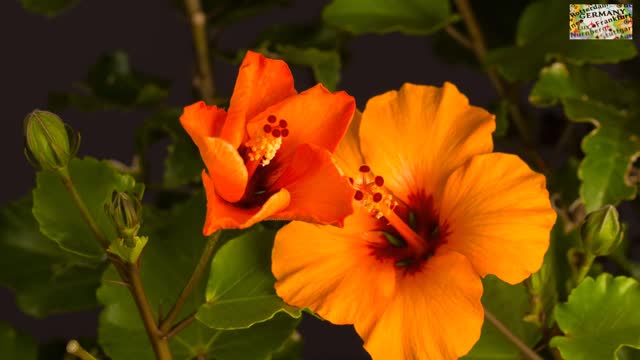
{"left": 350, "top": 164, "right": 449, "bottom": 275}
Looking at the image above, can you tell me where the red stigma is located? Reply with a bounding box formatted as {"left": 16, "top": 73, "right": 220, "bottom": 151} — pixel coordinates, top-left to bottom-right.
{"left": 348, "top": 177, "right": 354, "bottom": 185}
{"left": 279, "top": 119, "right": 288, "bottom": 128}
{"left": 281, "top": 128, "right": 289, "bottom": 137}
{"left": 359, "top": 165, "right": 370, "bottom": 173}
{"left": 272, "top": 128, "right": 281, "bottom": 138}
{"left": 354, "top": 190, "right": 364, "bottom": 201}
{"left": 373, "top": 193, "right": 383, "bottom": 202}
{"left": 375, "top": 176, "right": 384, "bottom": 186}
{"left": 267, "top": 115, "right": 277, "bottom": 123}
{"left": 263, "top": 124, "right": 272, "bottom": 133}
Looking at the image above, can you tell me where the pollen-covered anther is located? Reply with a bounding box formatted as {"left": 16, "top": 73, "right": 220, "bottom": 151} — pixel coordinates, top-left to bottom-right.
{"left": 245, "top": 114, "right": 289, "bottom": 166}
{"left": 351, "top": 164, "right": 397, "bottom": 219}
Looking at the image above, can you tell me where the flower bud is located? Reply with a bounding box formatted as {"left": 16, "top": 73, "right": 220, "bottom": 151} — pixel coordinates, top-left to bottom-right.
{"left": 579, "top": 205, "right": 623, "bottom": 256}
{"left": 23, "top": 110, "right": 80, "bottom": 172}
{"left": 105, "top": 190, "right": 142, "bottom": 245}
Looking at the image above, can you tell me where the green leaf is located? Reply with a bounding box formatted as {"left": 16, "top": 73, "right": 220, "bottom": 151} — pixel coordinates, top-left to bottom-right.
{"left": 49, "top": 51, "right": 169, "bottom": 111}
{"left": 33, "top": 157, "right": 138, "bottom": 259}
{"left": 526, "top": 218, "right": 579, "bottom": 328}
{"left": 164, "top": 134, "right": 202, "bottom": 188}
{"left": 0, "top": 196, "right": 103, "bottom": 317}
{"left": 548, "top": 157, "right": 581, "bottom": 210}
{"left": 135, "top": 109, "right": 203, "bottom": 188}
{"left": 19, "top": 0, "right": 79, "bottom": 17}
{"left": 493, "top": 100, "right": 509, "bottom": 138}
{"left": 271, "top": 331, "right": 303, "bottom": 360}
{"left": 255, "top": 24, "right": 340, "bottom": 51}
{"left": 529, "top": 63, "right": 640, "bottom": 212}
{"left": 197, "top": 227, "right": 300, "bottom": 329}
{"left": 463, "top": 275, "right": 539, "bottom": 359}
{"left": 170, "top": 0, "right": 291, "bottom": 27}
{"left": 97, "top": 195, "right": 299, "bottom": 359}
{"left": 323, "top": 0, "right": 457, "bottom": 35}
{"left": 0, "top": 322, "right": 37, "bottom": 360}
{"left": 275, "top": 45, "right": 341, "bottom": 91}
{"left": 550, "top": 274, "right": 640, "bottom": 359}
{"left": 487, "top": 0, "right": 637, "bottom": 81}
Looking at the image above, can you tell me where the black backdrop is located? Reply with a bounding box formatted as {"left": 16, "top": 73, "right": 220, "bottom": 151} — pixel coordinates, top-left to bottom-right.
{"left": 2, "top": 0, "right": 637, "bottom": 359}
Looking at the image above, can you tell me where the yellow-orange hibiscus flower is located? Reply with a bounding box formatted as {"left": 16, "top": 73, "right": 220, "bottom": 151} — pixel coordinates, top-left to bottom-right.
{"left": 180, "top": 51, "right": 356, "bottom": 235}
{"left": 272, "top": 83, "right": 557, "bottom": 359}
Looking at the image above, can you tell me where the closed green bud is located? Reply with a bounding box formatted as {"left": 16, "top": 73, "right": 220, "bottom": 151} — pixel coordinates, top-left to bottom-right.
{"left": 579, "top": 205, "right": 623, "bottom": 256}
{"left": 23, "top": 110, "right": 80, "bottom": 172}
{"left": 105, "top": 190, "right": 142, "bottom": 246}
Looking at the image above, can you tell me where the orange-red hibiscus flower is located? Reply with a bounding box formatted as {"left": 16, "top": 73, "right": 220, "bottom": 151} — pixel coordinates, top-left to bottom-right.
{"left": 180, "top": 51, "right": 356, "bottom": 235}
{"left": 272, "top": 83, "right": 557, "bottom": 359}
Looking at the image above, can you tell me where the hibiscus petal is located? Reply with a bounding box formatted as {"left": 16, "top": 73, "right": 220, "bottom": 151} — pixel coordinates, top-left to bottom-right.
{"left": 272, "top": 212, "right": 395, "bottom": 330}
{"left": 180, "top": 101, "right": 227, "bottom": 149}
{"left": 200, "top": 137, "right": 248, "bottom": 203}
{"left": 438, "top": 153, "right": 557, "bottom": 284}
{"left": 247, "top": 84, "right": 355, "bottom": 158}
{"left": 222, "top": 51, "right": 297, "bottom": 148}
{"left": 269, "top": 143, "right": 354, "bottom": 227}
{"left": 360, "top": 250, "right": 484, "bottom": 360}
{"left": 359, "top": 82, "right": 495, "bottom": 204}
{"left": 334, "top": 110, "right": 365, "bottom": 178}
{"left": 201, "top": 170, "right": 290, "bottom": 235}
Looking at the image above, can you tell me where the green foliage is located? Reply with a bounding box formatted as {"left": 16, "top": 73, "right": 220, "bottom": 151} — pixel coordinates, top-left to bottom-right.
{"left": 548, "top": 157, "right": 581, "bottom": 210}
{"left": 33, "top": 157, "right": 139, "bottom": 259}
{"left": 251, "top": 24, "right": 344, "bottom": 91}
{"left": 19, "top": 0, "right": 79, "bottom": 17}
{"left": 202, "top": 0, "right": 291, "bottom": 27}
{"left": 197, "top": 227, "right": 301, "bottom": 329}
{"left": 0, "top": 322, "right": 37, "bottom": 360}
{"left": 530, "top": 63, "right": 640, "bottom": 212}
{"left": 487, "top": 0, "right": 637, "bottom": 81}
{"left": 464, "top": 275, "right": 539, "bottom": 359}
{"left": 49, "top": 51, "right": 169, "bottom": 111}
{"left": 526, "top": 219, "right": 580, "bottom": 328}
{"left": 0, "top": 196, "right": 103, "bottom": 317}
{"left": 97, "top": 195, "right": 298, "bottom": 359}
{"left": 276, "top": 45, "right": 341, "bottom": 91}
{"left": 493, "top": 100, "right": 509, "bottom": 138}
{"left": 323, "top": 0, "right": 457, "bottom": 35}
{"left": 551, "top": 274, "right": 640, "bottom": 359}
{"left": 135, "top": 108, "right": 203, "bottom": 188}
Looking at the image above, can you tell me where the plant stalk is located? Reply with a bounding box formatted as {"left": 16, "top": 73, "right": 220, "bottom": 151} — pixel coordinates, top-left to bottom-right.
{"left": 129, "top": 263, "right": 173, "bottom": 359}
{"left": 484, "top": 308, "right": 544, "bottom": 360}
{"left": 451, "top": 0, "right": 547, "bottom": 172}
{"left": 60, "top": 170, "right": 110, "bottom": 250}
{"left": 159, "top": 231, "right": 221, "bottom": 334}
{"left": 184, "top": 0, "right": 216, "bottom": 103}
{"left": 59, "top": 169, "right": 172, "bottom": 360}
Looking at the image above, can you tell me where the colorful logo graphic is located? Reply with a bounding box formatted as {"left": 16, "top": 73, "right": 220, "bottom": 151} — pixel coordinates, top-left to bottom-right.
{"left": 570, "top": 4, "right": 633, "bottom": 40}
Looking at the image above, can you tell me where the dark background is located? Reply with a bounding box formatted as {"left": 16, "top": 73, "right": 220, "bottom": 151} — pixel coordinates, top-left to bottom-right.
{"left": 1, "top": 0, "right": 638, "bottom": 359}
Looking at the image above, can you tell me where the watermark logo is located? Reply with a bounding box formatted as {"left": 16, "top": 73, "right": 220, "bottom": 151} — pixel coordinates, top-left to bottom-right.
{"left": 570, "top": 4, "right": 632, "bottom": 40}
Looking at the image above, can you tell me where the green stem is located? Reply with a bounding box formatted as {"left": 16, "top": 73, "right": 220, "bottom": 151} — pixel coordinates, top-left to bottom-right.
{"left": 66, "top": 340, "right": 97, "bottom": 360}
{"left": 484, "top": 308, "right": 544, "bottom": 360}
{"left": 451, "top": 0, "right": 547, "bottom": 173}
{"left": 59, "top": 169, "right": 110, "bottom": 250}
{"left": 129, "top": 263, "right": 173, "bottom": 360}
{"left": 185, "top": 0, "right": 216, "bottom": 103}
{"left": 574, "top": 253, "right": 596, "bottom": 286}
{"left": 610, "top": 253, "right": 640, "bottom": 280}
{"left": 58, "top": 167, "right": 172, "bottom": 360}
{"left": 159, "top": 231, "right": 221, "bottom": 334}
